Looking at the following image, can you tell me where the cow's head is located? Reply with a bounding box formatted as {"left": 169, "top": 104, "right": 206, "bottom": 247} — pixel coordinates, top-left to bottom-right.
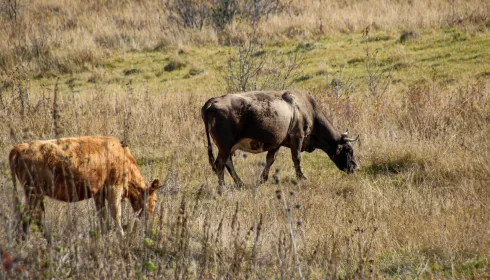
{"left": 332, "top": 130, "right": 359, "bottom": 174}
{"left": 129, "top": 179, "right": 162, "bottom": 218}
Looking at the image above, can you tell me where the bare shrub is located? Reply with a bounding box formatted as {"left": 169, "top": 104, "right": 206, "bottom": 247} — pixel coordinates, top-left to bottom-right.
{"left": 324, "top": 63, "right": 356, "bottom": 99}
{"left": 165, "top": 0, "right": 286, "bottom": 30}
{"left": 165, "top": 0, "right": 209, "bottom": 29}
{"left": 221, "top": 29, "right": 303, "bottom": 93}
{"left": 7, "top": 65, "right": 30, "bottom": 117}
{"left": 51, "top": 78, "right": 63, "bottom": 139}
{"left": 363, "top": 27, "right": 394, "bottom": 99}
{"left": 209, "top": 0, "right": 239, "bottom": 30}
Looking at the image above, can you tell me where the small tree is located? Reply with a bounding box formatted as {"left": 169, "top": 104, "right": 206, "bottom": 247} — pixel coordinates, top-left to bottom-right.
{"left": 221, "top": 28, "right": 303, "bottom": 93}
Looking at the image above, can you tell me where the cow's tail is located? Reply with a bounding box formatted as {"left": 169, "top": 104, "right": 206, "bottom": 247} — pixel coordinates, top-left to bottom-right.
{"left": 8, "top": 148, "right": 24, "bottom": 229}
{"left": 202, "top": 103, "right": 217, "bottom": 174}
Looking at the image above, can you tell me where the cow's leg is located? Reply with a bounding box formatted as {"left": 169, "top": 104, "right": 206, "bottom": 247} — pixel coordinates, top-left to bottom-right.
{"left": 22, "top": 183, "right": 33, "bottom": 234}
{"left": 107, "top": 186, "right": 124, "bottom": 236}
{"left": 209, "top": 114, "right": 235, "bottom": 194}
{"left": 225, "top": 156, "right": 244, "bottom": 188}
{"left": 94, "top": 190, "right": 108, "bottom": 233}
{"left": 34, "top": 193, "right": 45, "bottom": 228}
{"left": 23, "top": 183, "right": 45, "bottom": 234}
{"left": 290, "top": 138, "right": 307, "bottom": 181}
{"left": 260, "top": 148, "right": 280, "bottom": 184}
{"left": 214, "top": 151, "right": 230, "bottom": 194}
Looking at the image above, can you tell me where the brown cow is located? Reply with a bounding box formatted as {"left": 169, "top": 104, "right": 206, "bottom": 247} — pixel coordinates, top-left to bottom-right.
{"left": 9, "top": 136, "right": 161, "bottom": 236}
{"left": 202, "top": 90, "right": 358, "bottom": 191}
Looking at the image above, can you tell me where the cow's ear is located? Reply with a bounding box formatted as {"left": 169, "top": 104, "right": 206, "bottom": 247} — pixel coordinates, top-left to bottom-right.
{"left": 149, "top": 179, "right": 161, "bottom": 192}
{"left": 336, "top": 145, "right": 342, "bottom": 156}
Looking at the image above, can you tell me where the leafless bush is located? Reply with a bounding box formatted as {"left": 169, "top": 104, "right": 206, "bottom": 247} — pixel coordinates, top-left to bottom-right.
{"left": 363, "top": 27, "right": 394, "bottom": 99}
{"left": 324, "top": 63, "right": 355, "bottom": 99}
{"left": 51, "top": 79, "right": 62, "bottom": 139}
{"left": 209, "top": 0, "right": 239, "bottom": 30}
{"left": 221, "top": 29, "right": 303, "bottom": 93}
{"left": 166, "top": 0, "right": 286, "bottom": 30}
{"left": 7, "top": 64, "right": 30, "bottom": 117}
{"left": 165, "top": 0, "right": 209, "bottom": 29}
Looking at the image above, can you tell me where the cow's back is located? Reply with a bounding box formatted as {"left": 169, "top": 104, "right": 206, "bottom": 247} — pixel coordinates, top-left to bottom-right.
{"left": 10, "top": 136, "right": 137, "bottom": 202}
{"left": 204, "top": 91, "right": 298, "bottom": 149}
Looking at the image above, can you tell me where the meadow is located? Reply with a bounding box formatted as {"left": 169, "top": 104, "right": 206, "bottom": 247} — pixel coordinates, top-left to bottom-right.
{"left": 0, "top": 0, "right": 489, "bottom": 278}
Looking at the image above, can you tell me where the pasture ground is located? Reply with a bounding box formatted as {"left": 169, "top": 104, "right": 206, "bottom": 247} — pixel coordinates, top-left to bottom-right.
{"left": 0, "top": 4, "right": 490, "bottom": 278}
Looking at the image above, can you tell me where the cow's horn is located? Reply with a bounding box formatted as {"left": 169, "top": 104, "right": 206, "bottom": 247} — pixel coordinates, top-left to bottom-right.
{"left": 343, "top": 135, "right": 360, "bottom": 142}
{"left": 341, "top": 128, "right": 349, "bottom": 137}
{"left": 341, "top": 129, "right": 359, "bottom": 142}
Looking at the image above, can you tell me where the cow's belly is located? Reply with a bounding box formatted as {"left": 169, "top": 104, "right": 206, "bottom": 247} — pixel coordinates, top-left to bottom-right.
{"left": 43, "top": 182, "right": 95, "bottom": 202}
{"left": 232, "top": 138, "right": 269, "bottom": 154}
{"left": 39, "top": 172, "right": 97, "bottom": 202}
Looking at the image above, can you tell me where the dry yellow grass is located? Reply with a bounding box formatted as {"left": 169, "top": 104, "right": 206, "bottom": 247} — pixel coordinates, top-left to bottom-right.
{"left": 1, "top": 0, "right": 490, "bottom": 278}
{"left": 0, "top": 69, "right": 489, "bottom": 278}
{"left": 0, "top": 0, "right": 488, "bottom": 75}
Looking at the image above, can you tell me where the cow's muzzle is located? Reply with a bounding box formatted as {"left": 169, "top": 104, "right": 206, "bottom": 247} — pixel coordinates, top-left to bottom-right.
{"left": 346, "top": 163, "right": 359, "bottom": 174}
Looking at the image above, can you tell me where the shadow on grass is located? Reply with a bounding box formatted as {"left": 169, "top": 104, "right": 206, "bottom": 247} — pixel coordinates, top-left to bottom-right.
{"left": 363, "top": 154, "right": 423, "bottom": 176}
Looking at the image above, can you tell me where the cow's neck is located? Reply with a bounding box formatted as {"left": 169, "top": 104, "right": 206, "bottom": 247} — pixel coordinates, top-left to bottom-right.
{"left": 314, "top": 115, "right": 341, "bottom": 158}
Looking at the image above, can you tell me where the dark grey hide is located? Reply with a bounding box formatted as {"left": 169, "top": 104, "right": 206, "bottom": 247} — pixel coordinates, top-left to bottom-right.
{"left": 202, "top": 90, "right": 358, "bottom": 190}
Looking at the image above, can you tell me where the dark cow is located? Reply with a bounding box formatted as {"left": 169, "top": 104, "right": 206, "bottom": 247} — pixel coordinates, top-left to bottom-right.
{"left": 202, "top": 90, "right": 358, "bottom": 191}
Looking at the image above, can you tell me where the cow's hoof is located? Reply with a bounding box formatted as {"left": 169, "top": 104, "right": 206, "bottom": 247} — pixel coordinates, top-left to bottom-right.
{"left": 297, "top": 174, "right": 308, "bottom": 182}
{"left": 235, "top": 182, "right": 246, "bottom": 190}
{"left": 259, "top": 176, "right": 268, "bottom": 184}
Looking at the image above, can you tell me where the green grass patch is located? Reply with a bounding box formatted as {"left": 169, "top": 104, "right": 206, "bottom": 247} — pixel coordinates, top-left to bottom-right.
{"left": 25, "top": 29, "right": 490, "bottom": 97}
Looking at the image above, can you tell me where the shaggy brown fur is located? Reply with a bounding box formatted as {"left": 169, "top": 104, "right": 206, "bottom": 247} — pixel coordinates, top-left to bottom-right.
{"left": 9, "top": 136, "right": 161, "bottom": 236}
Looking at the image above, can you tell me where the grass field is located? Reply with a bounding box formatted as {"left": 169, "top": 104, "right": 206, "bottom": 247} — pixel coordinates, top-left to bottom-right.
{"left": 1, "top": 1, "right": 490, "bottom": 279}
